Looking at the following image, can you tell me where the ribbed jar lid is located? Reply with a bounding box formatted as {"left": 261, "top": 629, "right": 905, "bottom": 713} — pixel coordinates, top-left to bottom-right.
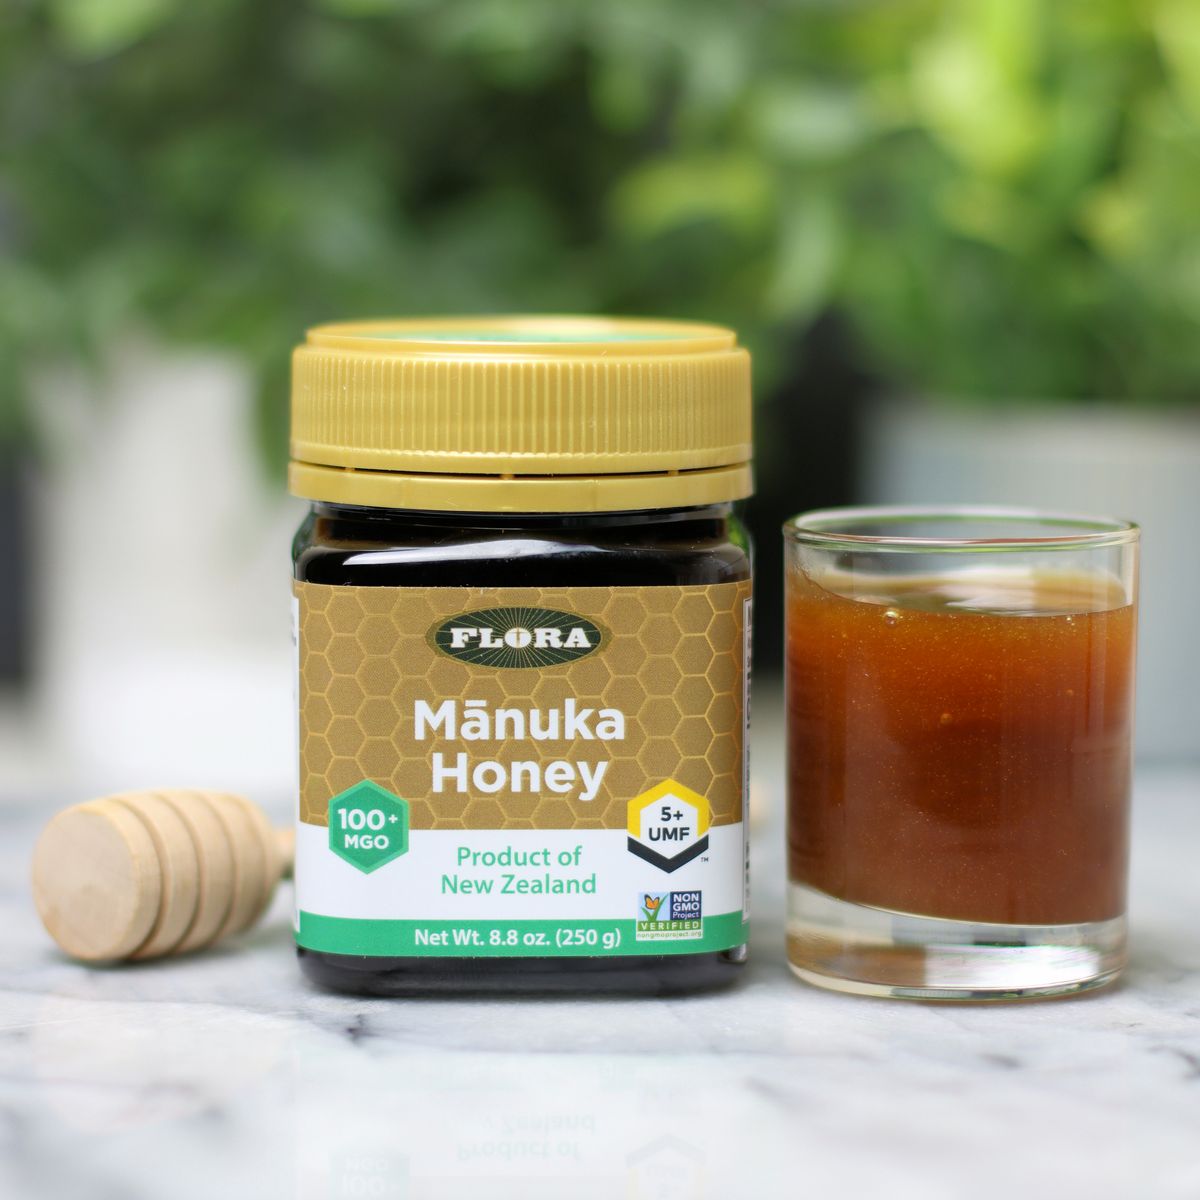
{"left": 289, "top": 315, "right": 752, "bottom": 513}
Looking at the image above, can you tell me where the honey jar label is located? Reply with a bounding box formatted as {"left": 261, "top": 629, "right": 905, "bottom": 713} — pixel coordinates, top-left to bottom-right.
{"left": 292, "top": 581, "right": 751, "bottom": 957}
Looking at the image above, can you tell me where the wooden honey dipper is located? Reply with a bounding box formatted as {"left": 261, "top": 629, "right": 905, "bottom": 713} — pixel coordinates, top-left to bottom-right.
{"left": 32, "top": 790, "right": 294, "bottom": 962}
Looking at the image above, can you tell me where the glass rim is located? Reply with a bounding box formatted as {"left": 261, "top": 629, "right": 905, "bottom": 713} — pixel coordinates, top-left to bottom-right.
{"left": 782, "top": 505, "right": 1140, "bottom": 552}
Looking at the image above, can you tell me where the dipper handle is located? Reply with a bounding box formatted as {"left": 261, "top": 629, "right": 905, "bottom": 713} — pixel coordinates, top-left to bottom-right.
{"left": 31, "top": 790, "right": 293, "bottom": 962}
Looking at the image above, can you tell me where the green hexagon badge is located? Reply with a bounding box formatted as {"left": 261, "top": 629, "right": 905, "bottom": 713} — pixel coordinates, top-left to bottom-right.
{"left": 328, "top": 781, "right": 410, "bottom": 874}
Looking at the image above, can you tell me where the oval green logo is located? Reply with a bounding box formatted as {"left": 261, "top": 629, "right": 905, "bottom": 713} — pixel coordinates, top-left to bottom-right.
{"left": 430, "top": 607, "right": 606, "bottom": 668}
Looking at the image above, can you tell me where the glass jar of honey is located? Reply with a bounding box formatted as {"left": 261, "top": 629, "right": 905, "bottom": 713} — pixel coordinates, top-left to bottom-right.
{"left": 784, "top": 506, "right": 1139, "bottom": 1001}
{"left": 290, "top": 316, "right": 754, "bottom": 995}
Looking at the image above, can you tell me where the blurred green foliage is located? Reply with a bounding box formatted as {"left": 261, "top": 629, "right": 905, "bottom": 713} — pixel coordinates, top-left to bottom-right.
{"left": 842, "top": 0, "right": 1200, "bottom": 406}
{"left": 1, "top": 0, "right": 1197, "bottom": 464}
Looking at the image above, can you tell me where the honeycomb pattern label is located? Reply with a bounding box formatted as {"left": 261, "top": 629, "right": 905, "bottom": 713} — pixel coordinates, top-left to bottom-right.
{"left": 296, "top": 581, "right": 750, "bottom": 831}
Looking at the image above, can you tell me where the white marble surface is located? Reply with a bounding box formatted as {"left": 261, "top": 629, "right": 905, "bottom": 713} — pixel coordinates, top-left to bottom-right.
{"left": 3, "top": 744, "right": 1199, "bottom": 1198}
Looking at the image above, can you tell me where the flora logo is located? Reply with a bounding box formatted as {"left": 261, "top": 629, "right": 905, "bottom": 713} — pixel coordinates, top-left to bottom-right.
{"left": 430, "top": 606, "right": 607, "bottom": 668}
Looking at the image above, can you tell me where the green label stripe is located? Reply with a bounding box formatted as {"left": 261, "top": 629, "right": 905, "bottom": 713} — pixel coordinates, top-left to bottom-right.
{"left": 297, "top": 911, "right": 745, "bottom": 957}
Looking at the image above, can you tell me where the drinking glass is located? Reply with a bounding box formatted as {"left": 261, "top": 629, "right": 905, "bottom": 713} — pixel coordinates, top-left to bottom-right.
{"left": 784, "top": 506, "right": 1139, "bottom": 1000}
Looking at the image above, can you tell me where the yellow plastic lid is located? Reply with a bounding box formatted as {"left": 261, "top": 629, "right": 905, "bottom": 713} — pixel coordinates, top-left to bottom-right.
{"left": 288, "top": 315, "right": 752, "bottom": 513}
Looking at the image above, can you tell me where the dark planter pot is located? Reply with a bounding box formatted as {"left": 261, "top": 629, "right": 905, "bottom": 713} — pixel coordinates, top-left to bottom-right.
{"left": 0, "top": 457, "right": 30, "bottom": 686}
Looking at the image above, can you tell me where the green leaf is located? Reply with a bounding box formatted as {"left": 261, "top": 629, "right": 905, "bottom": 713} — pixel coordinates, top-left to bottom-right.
{"left": 764, "top": 191, "right": 841, "bottom": 319}
{"left": 50, "top": 0, "right": 180, "bottom": 58}
{"left": 749, "top": 81, "right": 873, "bottom": 163}
{"left": 609, "top": 154, "right": 773, "bottom": 240}
{"left": 1155, "top": 0, "right": 1200, "bottom": 122}
{"left": 312, "top": 0, "right": 431, "bottom": 15}
{"left": 910, "top": 0, "right": 1046, "bottom": 177}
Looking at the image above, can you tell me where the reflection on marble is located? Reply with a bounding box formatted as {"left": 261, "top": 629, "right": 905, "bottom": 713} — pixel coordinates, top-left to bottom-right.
{"left": 2, "top": 765, "right": 1199, "bottom": 1199}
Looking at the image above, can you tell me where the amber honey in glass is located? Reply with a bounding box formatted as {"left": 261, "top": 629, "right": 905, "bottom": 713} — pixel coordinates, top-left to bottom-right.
{"left": 784, "top": 507, "right": 1139, "bottom": 1000}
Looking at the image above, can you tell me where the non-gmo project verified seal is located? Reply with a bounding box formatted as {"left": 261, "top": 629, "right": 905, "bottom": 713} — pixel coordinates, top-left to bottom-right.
{"left": 635, "top": 891, "right": 703, "bottom": 941}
